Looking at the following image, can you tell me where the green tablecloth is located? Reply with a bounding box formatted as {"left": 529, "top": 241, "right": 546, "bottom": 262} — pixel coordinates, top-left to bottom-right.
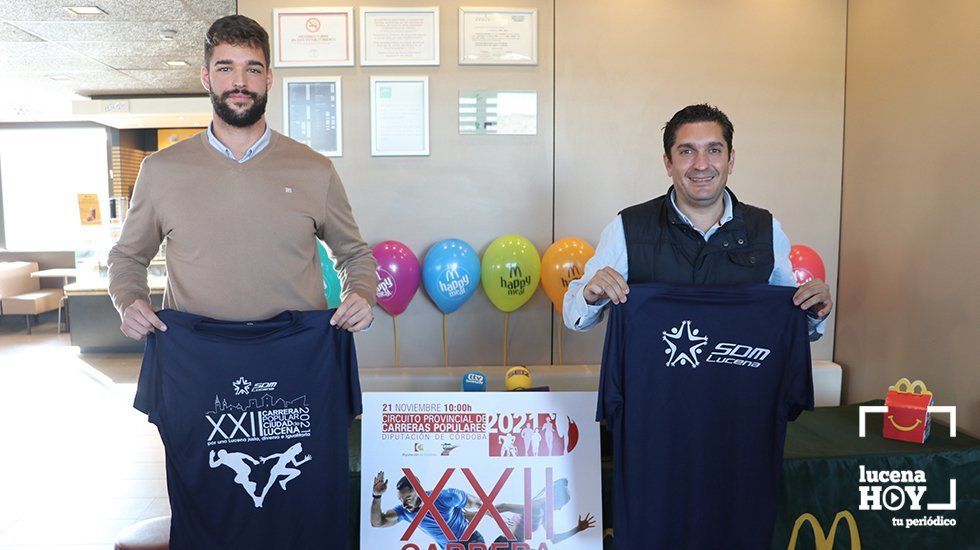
{"left": 773, "top": 400, "right": 979, "bottom": 549}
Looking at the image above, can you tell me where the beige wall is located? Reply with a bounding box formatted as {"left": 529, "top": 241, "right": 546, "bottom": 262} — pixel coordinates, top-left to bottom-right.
{"left": 836, "top": 0, "right": 980, "bottom": 435}
{"left": 555, "top": 0, "right": 846, "bottom": 363}
{"left": 239, "top": 0, "right": 556, "bottom": 367}
{"left": 236, "top": 1, "right": 846, "bottom": 367}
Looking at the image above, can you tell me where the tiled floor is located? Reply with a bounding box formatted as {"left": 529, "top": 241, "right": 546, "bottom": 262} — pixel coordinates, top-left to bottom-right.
{"left": 0, "top": 317, "right": 169, "bottom": 549}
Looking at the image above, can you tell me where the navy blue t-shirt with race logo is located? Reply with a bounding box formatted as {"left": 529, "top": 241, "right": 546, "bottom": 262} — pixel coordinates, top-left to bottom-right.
{"left": 598, "top": 284, "right": 814, "bottom": 550}
{"left": 135, "top": 309, "right": 361, "bottom": 549}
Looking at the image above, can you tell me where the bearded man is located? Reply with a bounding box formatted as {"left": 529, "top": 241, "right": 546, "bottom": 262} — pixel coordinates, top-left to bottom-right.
{"left": 108, "top": 14, "right": 377, "bottom": 334}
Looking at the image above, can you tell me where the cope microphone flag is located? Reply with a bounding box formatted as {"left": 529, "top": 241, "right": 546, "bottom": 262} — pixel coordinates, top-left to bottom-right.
{"left": 461, "top": 371, "right": 487, "bottom": 391}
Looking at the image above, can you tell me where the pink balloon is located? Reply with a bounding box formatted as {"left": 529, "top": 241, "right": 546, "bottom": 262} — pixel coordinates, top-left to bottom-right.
{"left": 372, "top": 241, "right": 420, "bottom": 316}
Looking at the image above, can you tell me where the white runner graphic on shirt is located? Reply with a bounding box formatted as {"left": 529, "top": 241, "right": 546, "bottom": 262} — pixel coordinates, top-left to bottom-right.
{"left": 209, "top": 442, "right": 313, "bottom": 508}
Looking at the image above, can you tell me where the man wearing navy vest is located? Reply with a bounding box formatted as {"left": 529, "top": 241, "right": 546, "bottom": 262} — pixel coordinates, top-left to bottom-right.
{"left": 563, "top": 104, "right": 833, "bottom": 336}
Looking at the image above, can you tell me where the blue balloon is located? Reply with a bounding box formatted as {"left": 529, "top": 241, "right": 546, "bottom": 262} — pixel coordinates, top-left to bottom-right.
{"left": 422, "top": 239, "right": 481, "bottom": 314}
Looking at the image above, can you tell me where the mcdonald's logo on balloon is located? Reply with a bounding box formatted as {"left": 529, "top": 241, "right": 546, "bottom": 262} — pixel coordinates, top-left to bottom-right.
{"left": 422, "top": 238, "right": 481, "bottom": 314}
{"left": 481, "top": 234, "right": 541, "bottom": 312}
{"left": 541, "top": 237, "right": 595, "bottom": 313}
{"left": 787, "top": 510, "right": 861, "bottom": 550}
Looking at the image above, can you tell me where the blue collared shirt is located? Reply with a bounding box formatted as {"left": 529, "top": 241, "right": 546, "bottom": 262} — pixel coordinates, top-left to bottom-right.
{"left": 206, "top": 123, "right": 271, "bottom": 162}
{"left": 563, "top": 189, "right": 827, "bottom": 340}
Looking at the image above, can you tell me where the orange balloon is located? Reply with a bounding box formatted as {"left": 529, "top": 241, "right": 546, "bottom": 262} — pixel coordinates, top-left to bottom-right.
{"left": 541, "top": 237, "right": 596, "bottom": 313}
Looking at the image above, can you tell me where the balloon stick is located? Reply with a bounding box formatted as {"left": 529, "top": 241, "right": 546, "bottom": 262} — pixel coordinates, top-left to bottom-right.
{"left": 443, "top": 313, "right": 449, "bottom": 368}
{"left": 393, "top": 316, "right": 399, "bottom": 368}
{"left": 557, "top": 316, "right": 563, "bottom": 365}
{"left": 503, "top": 312, "right": 510, "bottom": 367}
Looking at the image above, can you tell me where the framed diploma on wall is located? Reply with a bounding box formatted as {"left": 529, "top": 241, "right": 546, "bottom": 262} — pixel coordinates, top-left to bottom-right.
{"left": 272, "top": 7, "right": 355, "bottom": 67}
{"left": 370, "top": 76, "right": 430, "bottom": 156}
{"left": 458, "top": 7, "right": 537, "bottom": 65}
{"left": 282, "top": 77, "right": 343, "bottom": 157}
{"left": 360, "top": 7, "right": 440, "bottom": 66}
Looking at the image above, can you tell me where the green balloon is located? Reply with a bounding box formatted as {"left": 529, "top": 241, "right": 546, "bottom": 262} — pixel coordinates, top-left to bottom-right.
{"left": 316, "top": 240, "right": 343, "bottom": 308}
{"left": 481, "top": 234, "right": 541, "bottom": 312}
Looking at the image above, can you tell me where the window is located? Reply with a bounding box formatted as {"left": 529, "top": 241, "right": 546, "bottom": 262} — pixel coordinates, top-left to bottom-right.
{"left": 0, "top": 126, "right": 110, "bottom": 251}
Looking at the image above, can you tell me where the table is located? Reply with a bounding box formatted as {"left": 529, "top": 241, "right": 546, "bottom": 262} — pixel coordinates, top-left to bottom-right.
{"left": 65, "top": 278, "right": 165, "bottom": 352}
{"left": 772, "top": 400, "right": 979, "bottom": 549}
{"left": 30, "top": 268, "right": 79, "bottom": 284}
{"left": 30, "top": 268, "right": 78, "bottom": 332}
{"left": 339, "top": 400, "right": 979, "bottom": 549}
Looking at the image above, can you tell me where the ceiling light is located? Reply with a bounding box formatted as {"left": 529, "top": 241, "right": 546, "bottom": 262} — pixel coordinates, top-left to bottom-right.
{"left": 165, "top": 60, "right": 189, "bottom": 67}
{"left": 160, "top": 29, "right": 178, "bottom": 41}
{"left": 48, "top": 75, "right": 72, "bottom": 81}
{"left": 66, "top": 6, "right": 107, "bottom": 15}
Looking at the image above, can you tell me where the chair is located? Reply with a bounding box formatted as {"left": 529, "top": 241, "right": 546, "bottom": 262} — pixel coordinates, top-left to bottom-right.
{"left": 0, "top": 261, "right": 64, "bottom": 334}
{"left": 114, "top": 515, "right": 170, "bottom": 550}
{"left": 1, "top": 289, "right": 65, "bottom": 334}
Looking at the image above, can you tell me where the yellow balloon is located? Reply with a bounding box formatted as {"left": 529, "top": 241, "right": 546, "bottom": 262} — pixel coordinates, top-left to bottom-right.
{"left": 481, "top": 234, "right": 541, "bottom": 312}
{"left": 541, "top": 237, "right": 595, "bottom": 313}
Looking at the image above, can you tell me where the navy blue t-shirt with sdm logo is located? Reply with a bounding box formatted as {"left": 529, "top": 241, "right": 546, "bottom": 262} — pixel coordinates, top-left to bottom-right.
{"left": 598, "top": 284, "right": 814, "bottom": 550}
{"left": 135, "top": 309, "right": 362, "bottom": 549}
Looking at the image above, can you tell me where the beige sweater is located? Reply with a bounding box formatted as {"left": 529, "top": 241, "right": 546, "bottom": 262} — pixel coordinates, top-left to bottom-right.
{"left": 107, "top": 131, "right": 377, "bottom": 321}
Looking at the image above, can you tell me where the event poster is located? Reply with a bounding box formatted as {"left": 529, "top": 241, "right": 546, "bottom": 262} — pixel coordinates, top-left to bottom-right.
{"left": 361, "top": 392, "right": 602, "bottom": 550}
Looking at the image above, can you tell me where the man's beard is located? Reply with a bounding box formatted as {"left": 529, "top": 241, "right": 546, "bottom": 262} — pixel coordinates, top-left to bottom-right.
{"left": 211, "top": 87, "right": 267, "bottom": 128}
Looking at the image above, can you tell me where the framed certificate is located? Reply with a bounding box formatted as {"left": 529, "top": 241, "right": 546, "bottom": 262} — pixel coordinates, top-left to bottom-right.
{"left": 360, "top": 7, "right": 440, "bottom": 66}
{"left": 282, "top": 77, "right": 343, "bottom": 157}
{"left": 273, "top": 7, "right": 354, "bottom": 67}
{"left": 370, "top": 76, "right": 429, "bottom": 156}
{"left": 458, "top": 7, "right": 537, "bottom": 65}
{"left": 458, "top": 90, "right": 537, "bottom": 135}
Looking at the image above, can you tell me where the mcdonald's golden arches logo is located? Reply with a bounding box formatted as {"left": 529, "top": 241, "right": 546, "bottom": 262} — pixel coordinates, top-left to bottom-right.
{"left": 787, "top": 510, "right": 861, "bottom": 550}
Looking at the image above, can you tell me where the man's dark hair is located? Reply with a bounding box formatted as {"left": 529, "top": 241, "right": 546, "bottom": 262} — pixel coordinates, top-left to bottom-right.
{"left": 396, "top": 476, "right": 412, "bottom": 492}
{"left": 205, "top": 15, "right": 270, "bottom": 68}
{"left": 663, "top": 104, "right": 734, "bottom": 159}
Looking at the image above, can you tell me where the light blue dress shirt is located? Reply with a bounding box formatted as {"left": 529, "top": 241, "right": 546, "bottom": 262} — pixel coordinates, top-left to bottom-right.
{"left": 206, "top": 123, "right": 271, "bottom": 162}
{"left": 563, "top": 189, "right": 827, "bottom": 340}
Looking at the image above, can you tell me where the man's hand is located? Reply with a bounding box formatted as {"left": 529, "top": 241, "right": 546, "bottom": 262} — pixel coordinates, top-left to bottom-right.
{"left": 582, "top": 267, "right": 629, "bottom": 305}
{"left": 120, "top": 299, "right": 166, "bottom": 340}
{"left": 330, "top": 293, "right": 374, "bottom": 332}
{"left": 793, "top": 279, "right": 833, "bottom": 319}
{"left": 372, "top": 471, "right": 388, "bottom": 497}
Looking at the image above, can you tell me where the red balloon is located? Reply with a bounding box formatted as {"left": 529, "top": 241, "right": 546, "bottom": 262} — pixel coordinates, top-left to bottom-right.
{"left": 789, "top": 245, "right": 826, "bottom": 284}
